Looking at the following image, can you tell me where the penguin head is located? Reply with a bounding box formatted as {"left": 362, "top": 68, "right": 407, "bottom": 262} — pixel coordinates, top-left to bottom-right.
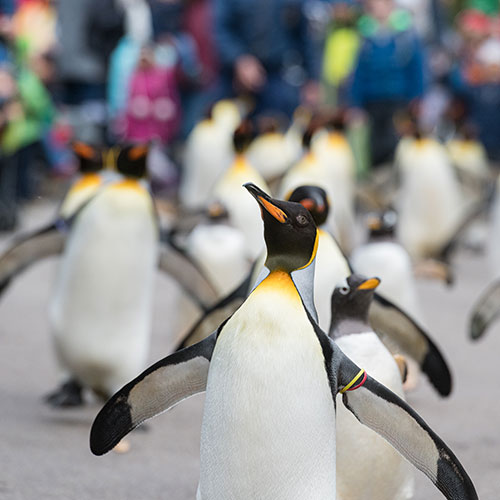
{"left": 331, "top": 274, "right": 380, "bottom": 325}
{"left": 366, "top": 209, "right": 397, "bottom": 239}
{"left": 244, "top": 183, "right": 318, "bottom": 273}
{"left": 72, "top": 142, "right": 103, "bottom": 174}
{"left": 116, "top": 144, "right": 149, "bottom": 179}
{"left": 287, "top": 185, "right": 330, "bottom": 227}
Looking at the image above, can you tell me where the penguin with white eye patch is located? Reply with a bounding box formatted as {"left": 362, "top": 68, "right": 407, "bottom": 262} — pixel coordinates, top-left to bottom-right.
{"left": 331, "top": 274, "right": 415, "bottom": 500}
{"left": 90, "top": 183, "right": 477, "bottom": 500}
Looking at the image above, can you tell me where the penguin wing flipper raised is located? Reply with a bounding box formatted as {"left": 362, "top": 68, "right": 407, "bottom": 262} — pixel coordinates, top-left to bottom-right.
{"left": 369, "top": 294, "right": 452, "bottom": 397}
{"left": 339, "top": 362, "right": 478, "bottom": 500}
{"left": 175, "top": 274, "right": 252, "bottom": 350}
{"left": 0, "top": 222, "right": 66, "bottom": 296}
{"left": 158, "top": 243, "right": 218, "bottom": 310}
{"left": 90, "top": 332, "right": 217, "bottom": 456}
{"left": 469, "top": 279, "right": 500, "bottom": 340}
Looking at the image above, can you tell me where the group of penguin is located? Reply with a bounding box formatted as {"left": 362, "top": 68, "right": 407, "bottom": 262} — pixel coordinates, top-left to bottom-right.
{"left": 2, "top": 98, "right": 500, "bottom": 499}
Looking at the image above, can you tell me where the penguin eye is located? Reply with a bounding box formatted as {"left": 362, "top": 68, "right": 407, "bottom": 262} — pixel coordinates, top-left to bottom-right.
{"left": 339, "top": 286, "right": 350, "bottom": 295}
{"left": 296, "top": 214, "right": 308, "bottom": 226}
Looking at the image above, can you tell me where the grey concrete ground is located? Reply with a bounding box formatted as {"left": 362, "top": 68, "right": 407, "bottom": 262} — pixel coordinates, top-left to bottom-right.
{"left": 0, "top": 199, "right": 499, "bottom": 499}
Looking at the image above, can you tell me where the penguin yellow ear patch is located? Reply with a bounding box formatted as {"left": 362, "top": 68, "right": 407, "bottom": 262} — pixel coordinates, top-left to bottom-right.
{"left": 258, "top": 197, "right": 287, "bottom": 223}
{"left": 300, "top": 198, "right": 316, "bottom": 211}
{"left": 128, "top": 145, "right": 149, "bottom": 161}
{"left": 73, "top": 142, "right": 96, "bottom": 160}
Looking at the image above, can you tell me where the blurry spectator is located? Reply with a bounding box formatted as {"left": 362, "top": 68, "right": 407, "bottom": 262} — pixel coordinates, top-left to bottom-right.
{"left": 322, "top": 1, "right": 361, "bottom": 107}
{"left": 56, "top": 0, "right": 124, "bottom": 143}
{"left": 213, "top": 0, "right": 321, "bottom": 118}
{"left": 350, "top": 0, "right": 426, "bottom": 166}
{"left": 452, "top": 37, "right": 500, "bottom": 161}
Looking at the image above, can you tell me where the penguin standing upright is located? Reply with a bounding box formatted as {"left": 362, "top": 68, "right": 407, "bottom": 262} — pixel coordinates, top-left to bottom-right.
{"left": 351, "top": 210, "right": 423, "bottom": 319}
{"left": 211, "top": 120, "right": 270, "bottom": 260}
{"left": 90, "top": 183, "right": 477, "bottom": 500}
{"left": 179, "top": 100, "right": 241, "bottom": 210}
{"left": 46, "top": 145, "right": 159, "bottom": 405}
{"left": 331, "top": 274, "right": 414, "bottom": 500}
{"left": 395, "top": 135, "right": 464, "bottom": 261}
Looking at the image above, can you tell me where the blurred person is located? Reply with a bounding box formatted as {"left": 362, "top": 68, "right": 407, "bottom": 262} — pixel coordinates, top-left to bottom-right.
{"left": 56, "top": 0, "right": 124, "bottom": 144}
{"left": 350, "top": 0, "right": 426, "bottom": 166}
{"left": 213, "top": 0, "right": 321, "bottom": 119}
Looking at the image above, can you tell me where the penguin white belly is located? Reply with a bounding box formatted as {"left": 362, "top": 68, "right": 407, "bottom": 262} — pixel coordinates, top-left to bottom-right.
{"left": 350, "top": 242, "right": 422, "bottom": 320}
{"left": 335, "top": 332, "right": 414, "bottom": 500}
{"left": 397, "top": 147, "right": 463, "bottom": 259}
{"left": 199, "top": 272, "right": 337, "bottom": 500}
{"left": 59, "top": 174, "right": 104, "bottom": 218}
{"left": 180, "top": 122, "right": 234, "bottom": 209}
{"left": 49, "top": 185, "right": 157, "bottom": 395}
{"left": 315, "top": 230, "right": 351, "bottom": 330}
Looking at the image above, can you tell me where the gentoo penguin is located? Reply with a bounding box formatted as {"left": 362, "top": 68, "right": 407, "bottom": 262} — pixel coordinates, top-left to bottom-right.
{"left": 351, "top": 210, "right": 423, "bottom": 319}
{"left": 280, "top": 116, "right": 356, "bottom": 253}
{"left": 211, "top": 120, "right": 270, "bottom": 260}
{"left": 179, "top": 99, "right": 241, "bottom": 210}
{"left": 90, "top": 183, "right": 477, "bottom": 500}
{"left": 331, "top": 274, "right": 414, "bottom": 500}
{"left": 177, "top": 185, "right": 452, "bottom": 397}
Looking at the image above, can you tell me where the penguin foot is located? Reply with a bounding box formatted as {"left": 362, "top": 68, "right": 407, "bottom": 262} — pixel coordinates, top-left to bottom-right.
{"left": 44, "top": 380, "right": 84, "bottom": 408}
{"left": 393, "top": 354, "right": 408, "bottom": 383}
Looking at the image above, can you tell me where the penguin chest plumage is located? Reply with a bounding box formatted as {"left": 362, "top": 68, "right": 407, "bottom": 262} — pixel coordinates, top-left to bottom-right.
{"left": 49, "top": 181, "right": 158, "bottom": 395}
{"left": 199, "top": 271, "right": 337, "bottom": 500}
{"left": 335, "top": 332, "right": 414, "bottom": 500}
{"left": 59, "top": 173, "right": 104, "bottom": 218}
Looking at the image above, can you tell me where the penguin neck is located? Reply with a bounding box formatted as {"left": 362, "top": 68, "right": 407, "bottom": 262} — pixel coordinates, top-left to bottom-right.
{"left": 330, "top": 314, "right": 371, "bottom": 339}
{"left": 233, "top": 154, "right": 248, "bottom": 171}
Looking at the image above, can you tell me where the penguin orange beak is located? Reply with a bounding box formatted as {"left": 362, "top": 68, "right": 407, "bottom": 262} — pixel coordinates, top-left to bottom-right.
{"left": 358, "top": 277, "right": 380, "bottom": 290}
{"left": 244, "top": 183, "right": 288, "bottom": 223}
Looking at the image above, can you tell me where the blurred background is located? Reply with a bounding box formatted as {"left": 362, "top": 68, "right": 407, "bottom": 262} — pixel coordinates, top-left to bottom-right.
{"left": 1, "top": 1, "right": 500, "bottom": 499}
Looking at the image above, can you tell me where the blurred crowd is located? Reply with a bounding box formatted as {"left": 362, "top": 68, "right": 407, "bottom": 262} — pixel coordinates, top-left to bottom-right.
{"left": 1, "top": 0, "right": 500, "bottom": 228}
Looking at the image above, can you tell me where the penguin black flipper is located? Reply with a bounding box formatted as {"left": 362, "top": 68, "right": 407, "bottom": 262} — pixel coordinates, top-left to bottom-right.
{"left": 157, "top": 242, "right": 218, "bottom": 310}
{"left": 469, "top": 279, "right": 500, "bottom": 340}
{"left": 90, "top": 332, "right": 217, "bottom": 456}
{"left": 338, "top": 357, "right": 478, "bottom": 500}
{"left": 311, "top": 318, "right": 477, "bottom": 499}
{"left": 369, "top": 294, "right": 452, "bottom": 396}
{"left": 0, "top": 221, "right": 66, "bottom": 297}
{"left": 175, "top": 272, "right": 253, "bottom": 350}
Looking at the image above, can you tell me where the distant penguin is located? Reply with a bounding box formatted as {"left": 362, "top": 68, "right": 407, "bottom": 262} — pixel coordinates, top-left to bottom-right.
{"left": 395, "top": 135, "right": 464, "bottom": 261}
{"left": 351, "top": 210, "right": 423, "bottom": 320}
{"left": 90, "top": 183, "right": 478, "bottom": 500}
{"left": 280, "top": 117, "right": 356, "bottom": 253}
{"left": 179, "top": 99, "right": 241, "bottom": 210}
{"left": 211, "top": 120, "right": 270, "bottom": 260}
{"left": 331, "top": 274, "right": 414, "bottom": 500}
{"left": 46, "top": 144, "right": 158, "bottom": 405}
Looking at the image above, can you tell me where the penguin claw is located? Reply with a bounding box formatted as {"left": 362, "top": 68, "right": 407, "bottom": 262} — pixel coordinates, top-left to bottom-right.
{"left": 44, "top": 381, "right": 84, "bottom": 408}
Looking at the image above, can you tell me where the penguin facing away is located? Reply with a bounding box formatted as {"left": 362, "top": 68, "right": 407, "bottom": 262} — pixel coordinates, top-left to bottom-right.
{"left": 90, "top": 183, "right": 477, "bottom": 500}
{"left": 177, "top": 185, "right": 452, "bottom": 398}
{"left": 331, "top": 274, "right": 414, "bottom": 500}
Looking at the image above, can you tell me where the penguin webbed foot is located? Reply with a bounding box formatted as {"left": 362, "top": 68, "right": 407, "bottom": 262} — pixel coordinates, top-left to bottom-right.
{"left": 44, "top": 380, "right": 84, "bottom": 408}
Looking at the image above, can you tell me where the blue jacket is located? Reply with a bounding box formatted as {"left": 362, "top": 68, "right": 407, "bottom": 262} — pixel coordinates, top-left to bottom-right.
{"left": 350, "top": 28, "right": 425, "bottom": 107}
{"left": 214, "top": 0, "right": 320, "bottom": 80}
{"left": 0, "top": 0, "right": 15, "bottom": 16}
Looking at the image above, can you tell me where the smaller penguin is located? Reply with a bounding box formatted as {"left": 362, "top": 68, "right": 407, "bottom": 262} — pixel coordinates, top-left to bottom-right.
{"left": 331, "top": 274, "right": 414, "bottom": 500}
{"left": 469, "top": 280, "right": 500, "bottom": 340}
{"left": 179, "top": 99, "right": 242, "bottom": 210}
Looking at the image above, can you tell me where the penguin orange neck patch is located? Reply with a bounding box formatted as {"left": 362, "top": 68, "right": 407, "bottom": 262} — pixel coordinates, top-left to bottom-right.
{"left": 340, "top": 369, "right": 367, "bottom": 394}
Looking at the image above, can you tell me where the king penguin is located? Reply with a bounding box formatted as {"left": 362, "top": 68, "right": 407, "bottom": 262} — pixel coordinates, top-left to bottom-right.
{"left": 46, "top": 144, "right": 159, "bottom": 405}
{"left": 331, "top": 274, "right": 414, "bottom": 500}
{"left": 90, "top": 183, "right": 477, "bottom": 500}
